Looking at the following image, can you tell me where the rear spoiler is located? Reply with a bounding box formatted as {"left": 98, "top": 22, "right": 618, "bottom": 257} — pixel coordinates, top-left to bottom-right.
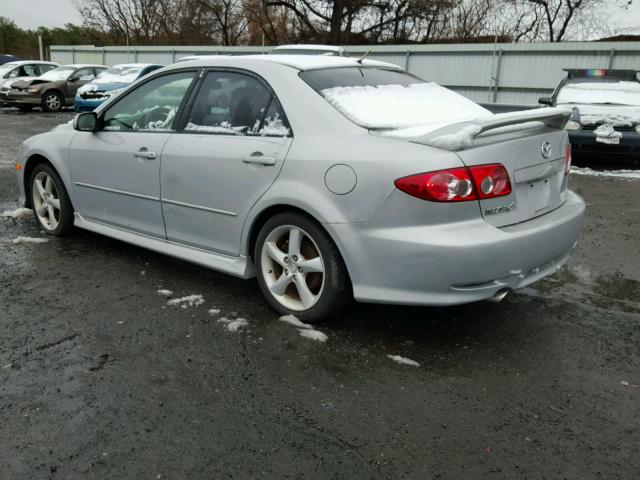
{"left": 474, "top": 107, "right": 570, "bottom": 134}
{"left": 410, "top": 107, "right": 571, "bottom": 151}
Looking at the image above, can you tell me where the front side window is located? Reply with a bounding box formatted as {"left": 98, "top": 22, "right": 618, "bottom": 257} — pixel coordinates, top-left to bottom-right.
{"left": 185, "top": 71, "right": 290, "bottom": 136}
{"left": 73, "top": 68, "right": 96, "bottom": 82}
{"left": 103, "top": 71, "right": 195, "bottom": 132}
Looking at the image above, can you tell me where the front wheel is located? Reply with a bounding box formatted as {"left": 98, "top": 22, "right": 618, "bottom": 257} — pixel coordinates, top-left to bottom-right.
{"left": 41, "top": 91, "right": 64, "bottom": 112}
{"left": 254, "top": 212, "right": 351, "bottom": 321}
{"left": 30, "top": 164, "right": 74, "bottom": 235}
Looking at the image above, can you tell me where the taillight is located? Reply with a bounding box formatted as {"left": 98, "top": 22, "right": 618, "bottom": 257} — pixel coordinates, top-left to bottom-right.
{"left": 395, "top": 164, "right": 512, "bottom": 202}
{"left": 468, "top": 163, "right": 512, "bottom": 199}
{"left": 564, "top": 144, "right": 572, "bottom": 176}
{"left": 394, "top": 167, "right": 477, "bottom": 202}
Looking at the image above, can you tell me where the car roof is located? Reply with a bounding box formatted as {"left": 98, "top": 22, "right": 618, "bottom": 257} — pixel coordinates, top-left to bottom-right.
{"left": 273, "top": 44, "right": 344, "bottom": 52}
{"left": 59, "top": 64, "right": 107, "bottom": 69}
{"left": 174, "top": 54, "right": 400, "bottom": 71}
{"left": 109, "top": 63, "right": 163, "bottom": 68}
{"left": 1, "top": 60, "right": 58, "bottom": 66}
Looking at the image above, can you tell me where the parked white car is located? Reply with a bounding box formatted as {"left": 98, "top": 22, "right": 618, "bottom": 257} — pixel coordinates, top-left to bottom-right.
{"left": 0, "top": 61, "right": 59, "bottom": 106}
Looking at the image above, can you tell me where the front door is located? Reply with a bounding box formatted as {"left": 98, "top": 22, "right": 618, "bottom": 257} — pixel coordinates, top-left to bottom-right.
{"left": 160, "top": 70, "right": 293, "bottom": 255}
{"left": 68, "top": 70, "right": 197, "bottom": 238}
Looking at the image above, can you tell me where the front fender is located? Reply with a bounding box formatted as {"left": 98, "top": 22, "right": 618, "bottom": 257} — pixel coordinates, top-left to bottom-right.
{"left": 20, "top": 126, "right": 76, "bottom": 206}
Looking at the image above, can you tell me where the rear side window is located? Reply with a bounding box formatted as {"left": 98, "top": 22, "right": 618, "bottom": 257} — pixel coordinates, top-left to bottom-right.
{"left": 184, "top": 71, "right": 290, "bottom": 137}
{"left": 301, "top": 67, "right": 490, "bottom": 131}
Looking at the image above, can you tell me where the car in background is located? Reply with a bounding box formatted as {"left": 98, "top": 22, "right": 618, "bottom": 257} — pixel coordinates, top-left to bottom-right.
{"left": 0, "top": 61, "right": 59, "bottom": 108}
{"left": 540, "top": 69, "right": 640, "bottom": 162}
{"left": 270, "top": 45, "right": 345, "bottom": 56}
{"left": 0, "top": 54, "right": 20, "bottom": 66}
{"left": 74, "top": 63, "right": 164, "bottom": 112}
{"left": 4, "top": 64, "right": 107, "bottom": 112}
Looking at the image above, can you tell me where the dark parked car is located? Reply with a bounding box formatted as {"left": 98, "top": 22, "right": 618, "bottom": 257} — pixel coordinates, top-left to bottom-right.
{"left": 540, "top": 69, "right": 640, "bottom": 162}
{"left": 4, "top": 64, "right": 107, "bottom": 112}
{"left": 0, "top": 54, "right": 20, "bottom": 66}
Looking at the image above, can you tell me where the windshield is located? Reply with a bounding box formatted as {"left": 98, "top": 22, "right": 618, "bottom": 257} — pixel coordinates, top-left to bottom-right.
{"left": 301, "top": 67, "right": 490, "bottom": 130}
{"left": 40, "top": 67, "right": 75, "bottom": 81}
{"left": 556, "top": 78, "right": 640, "bottom": 106}
{"left": 0, "top": 63, "right": 19, "bottom": 76}
{"left": 96, "top": 66, "right": 143, "bottom": 84}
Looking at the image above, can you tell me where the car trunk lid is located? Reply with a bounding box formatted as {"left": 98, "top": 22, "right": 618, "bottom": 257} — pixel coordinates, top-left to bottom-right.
{"left": 407, "top": 107, "right": 571, "bottom": 227}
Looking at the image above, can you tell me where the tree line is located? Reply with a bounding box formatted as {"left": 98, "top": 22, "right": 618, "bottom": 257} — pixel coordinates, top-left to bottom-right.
{"left": 1, "top": 0, "right": 631, "bottom": 60}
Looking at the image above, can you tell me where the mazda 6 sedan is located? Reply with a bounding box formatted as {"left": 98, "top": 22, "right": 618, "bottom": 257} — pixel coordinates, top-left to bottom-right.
{"left": 15, "top": 55, "right": 586, "bottom": 320}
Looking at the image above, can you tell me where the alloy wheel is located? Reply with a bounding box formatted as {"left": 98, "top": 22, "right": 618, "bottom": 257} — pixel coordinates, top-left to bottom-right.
{"left": 45, "top": 94, "right": 61, "bottom": 111}
{"left": 32, "top": 171, "right": 61, "bottom": 231}
{"left": 260, "top": 225, "right": 325, "bottom": 311}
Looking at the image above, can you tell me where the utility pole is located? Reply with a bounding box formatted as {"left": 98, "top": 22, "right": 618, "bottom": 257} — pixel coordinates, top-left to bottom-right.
{"left": 38, "top": 35, "right": 44, "bottom": 61}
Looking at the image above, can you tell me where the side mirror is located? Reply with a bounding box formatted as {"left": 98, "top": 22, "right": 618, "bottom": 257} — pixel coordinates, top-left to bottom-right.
{"left": 74, "top": 112, "right": 99, "bottom": 132}
{"left": 538, "top": 96, "right": 553, "bottom": 106}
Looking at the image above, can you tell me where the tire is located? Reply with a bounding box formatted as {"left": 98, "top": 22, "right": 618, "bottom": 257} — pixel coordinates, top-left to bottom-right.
{"left": 41, "top": 91, "right": 64, "bottom": 112}
{"left": 254, "top": 212, "right": 351, "bottom": 321}
{"left": 30, "top": 163, "right": 74, "bottom": 236}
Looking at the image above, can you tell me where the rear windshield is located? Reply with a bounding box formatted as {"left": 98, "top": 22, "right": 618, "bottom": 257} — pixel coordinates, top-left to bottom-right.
{"left": 557, "top": 77, "right": 640, "bottom": 106}
{"left": 300, "top": 67, "right": 490, "bottom": 131}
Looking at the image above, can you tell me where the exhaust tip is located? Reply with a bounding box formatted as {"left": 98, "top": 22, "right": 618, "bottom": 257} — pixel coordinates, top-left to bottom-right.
{"left": 488, "top": 288, "right": 510, "bottom": 303}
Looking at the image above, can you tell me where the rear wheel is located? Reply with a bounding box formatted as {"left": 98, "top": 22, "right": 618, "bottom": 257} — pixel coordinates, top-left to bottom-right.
{"left": 254, "top": 212, "right": 351, "bottom": 321}
{"left": 41, "top": 91, "right": 64, "bottom": 112}
{"left": 30, "top": 164, "right": 74, "bottom": 236}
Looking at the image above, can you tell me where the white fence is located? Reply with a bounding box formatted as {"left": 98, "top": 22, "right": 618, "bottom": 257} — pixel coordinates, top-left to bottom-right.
{"left": 50, "top": 42, "right": 640, "bottom": 106}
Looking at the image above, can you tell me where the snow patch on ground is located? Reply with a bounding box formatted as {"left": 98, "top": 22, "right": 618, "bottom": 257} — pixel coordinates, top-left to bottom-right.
{"left": 12, "top": 236, "right": 49, "bottom": 244}
{"left": 218, "top": 317, "right": 248, "bottom": 332}
{"left": 279, "top": 314, "right": 313, "bottom": 330}
{"left": 166, "top": 294, "right": 204, "bottom": 307}
{"left": 387, "top": 355, "right": 420, "bottom": 367}
{"left": 1, "top": 208, "right": 32, "bottom": 219}
{"left": 157, "top": 289, "right": 173, "bottom": 297}
{"left": 298, "top": 329, "right": 328, "bottom": 342}
{"left": 570, "top": 167, "right": 640, "bottom": 180}
{"left": 208, "top": 308, "right": 221, "bottom": 315}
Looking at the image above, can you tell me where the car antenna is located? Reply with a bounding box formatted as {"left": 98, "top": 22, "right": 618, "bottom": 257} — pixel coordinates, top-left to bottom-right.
{"left": 357, "top": 49, "right": 372, "bottom": 64}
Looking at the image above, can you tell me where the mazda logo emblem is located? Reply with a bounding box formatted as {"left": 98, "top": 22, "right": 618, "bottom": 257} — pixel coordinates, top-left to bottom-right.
{"left": 541, "top": 142, "right": 552, "bottom": 159}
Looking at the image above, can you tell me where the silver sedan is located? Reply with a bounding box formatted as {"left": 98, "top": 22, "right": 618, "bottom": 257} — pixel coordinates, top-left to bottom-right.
{"left": 15, "top": 55, "right": 585, "bottom": 320}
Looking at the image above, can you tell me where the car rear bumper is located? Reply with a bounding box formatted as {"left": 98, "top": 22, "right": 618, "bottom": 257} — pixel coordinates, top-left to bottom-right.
{"left": 327, "top": 190, "right": 586, "bottom": 306}
{"left": 569, "top": 130, "right": 640, "bottom": 159}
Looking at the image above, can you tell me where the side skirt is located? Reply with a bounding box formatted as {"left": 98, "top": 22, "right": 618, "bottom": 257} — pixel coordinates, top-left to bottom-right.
{"left": 74, "top": 213, "right": 255, "bottom": 279}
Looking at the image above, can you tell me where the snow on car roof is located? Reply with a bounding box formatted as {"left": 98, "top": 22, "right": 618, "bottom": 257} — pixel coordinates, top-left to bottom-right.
{"left": 60, "top": 64, "right": 107, "bottom": 68}
{"left": 2, "top": 60, "right": 58, "bottom": 66}
{"left": 177, "top": 54, "right": 400, "bottom": 71}
{"left": 110, "top": 63, "right": 161, "bottom": 68}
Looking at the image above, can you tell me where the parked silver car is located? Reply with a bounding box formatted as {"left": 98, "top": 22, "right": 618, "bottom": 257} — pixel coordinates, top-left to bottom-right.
{"left": 15, "top": 55, "right": 585, "bottom": 320}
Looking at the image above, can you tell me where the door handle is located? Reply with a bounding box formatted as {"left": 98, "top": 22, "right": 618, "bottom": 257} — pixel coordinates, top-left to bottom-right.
{"left": 133, "top": 148, "right": 157, "bottom": 160}
{"left": 242, "top": 152, "right": 276, "bottom": 166}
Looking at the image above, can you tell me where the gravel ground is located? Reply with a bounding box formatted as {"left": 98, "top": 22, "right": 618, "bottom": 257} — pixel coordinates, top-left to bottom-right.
{"left": 0, "top": 108, "right": 639, "bottom": 480}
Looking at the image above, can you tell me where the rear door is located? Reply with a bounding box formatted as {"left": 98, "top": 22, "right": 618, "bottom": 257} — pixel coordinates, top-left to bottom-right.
{"left": 69, "top": 70, "right": 197, "bottom": 237}
{"left": 456, "top": 127, "right": 569, "bottom": 227}
{"left": 160, "top": 69, "right": 292, "bottom": 256}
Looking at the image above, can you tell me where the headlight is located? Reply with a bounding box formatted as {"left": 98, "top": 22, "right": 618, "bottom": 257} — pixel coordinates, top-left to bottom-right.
{"left": 28, "top": 87, "right": 40, "bottom": 93}
{"left": 565, "top": 120, "right": 581, "bottom": 131}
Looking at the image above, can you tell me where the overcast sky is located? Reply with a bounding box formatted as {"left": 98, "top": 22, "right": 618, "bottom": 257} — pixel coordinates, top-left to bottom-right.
{"left": 2, "top": 0, "right": 639, "bottom": 36}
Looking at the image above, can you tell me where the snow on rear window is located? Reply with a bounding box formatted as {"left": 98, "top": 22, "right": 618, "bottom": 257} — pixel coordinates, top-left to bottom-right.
{"left": 320, "top": 82, "right": 491, "bottom": 130}
{"left": 96, "top": 66, "right": 143, "bottom": 84}
{"left": 557, "top": 80, "right": 640, "bottom": 106}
